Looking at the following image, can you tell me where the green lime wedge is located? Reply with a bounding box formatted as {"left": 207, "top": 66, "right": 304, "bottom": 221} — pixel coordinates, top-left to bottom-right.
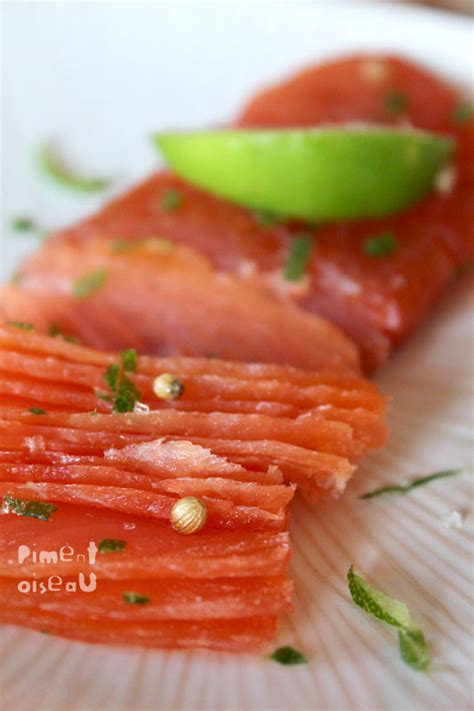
{"left": 154, "top": 127, "right": 455, "bottom": 220}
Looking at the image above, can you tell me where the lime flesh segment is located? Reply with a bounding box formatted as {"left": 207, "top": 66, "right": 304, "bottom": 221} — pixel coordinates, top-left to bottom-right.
{"left": 154, "top": 128, "right": 455, "bottom": 220}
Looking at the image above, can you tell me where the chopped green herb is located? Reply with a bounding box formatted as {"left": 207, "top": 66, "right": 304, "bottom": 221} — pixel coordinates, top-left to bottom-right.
{"left": 161, "top": 188, "right": 183, "bottom": 212}
{"left": 2, "top": 494, "right": 57, "bottom": 522}
{"left": 6, "top": 321, "right": 34, "bottom": 331}
{"left": 384, "top": 90, "right": 408, "bottom": 116}
{"left": 100, "top": 362, "right": 141, "bottom": 413}
{"left": 284, "top": 234, "right": 314, "bottom": 281}
{"left": 72, "top": 269, "right": 107, "bottom": 300}
{"left": 123, "top": 592, "right": 150, "bottom": 605}
{"left": 10, "top": 272, "right": 23, "bottom": 285}
{"left": 359, "top": 468, "right": 463, "bottom": 500}
{"left": 269, "top": 646, "right": 308, "bottom": 665}
{"left": 11, "top": 217, "right": 36, "bottom": 232}
{"left": 110, "top": 239, "right": 131, "bottom": 252}
{"left": 452, "top": 102, "right": 473, "bottom": 126}
{"left": 364, "top": 232, "right": 399, "bottom": 258}
{"left": 104, "top": 364, "right": 120, "bottom": 391}
{"left": 113, "top": 376, "right": 141, "bottom": 413}
{"left": 38, "top": 143, "right": 110, "bottom": 193}
{"left": 121, "top": 349, "right": 137, "bottom": 373}
{"left": 347, "top": 566, "right": 429, "bottom": 671}
{"left": 48, "top": 324, "right": 79, "bottom": 343}
{"left": 253, "top": 209, "right": 279, "bottom": 227}
{"left": 29, "top": 407, "right": 47, "bottom": 415}
{"left": 98, "top": 538, "right": 127, "bottom": 554}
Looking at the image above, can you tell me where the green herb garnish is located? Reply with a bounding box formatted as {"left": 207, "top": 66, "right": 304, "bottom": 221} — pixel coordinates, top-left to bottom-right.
{"left": 269, "top": 646, "right": 308, "bottom": 665}
{"left": 98, "top": 538, "right": 127, "bottom": 554}
{"left": 72, "top": 269, "right": 107, "bottom": 300}
{"left": 121, "top": 348, "right": 137, "bottom": 373}
{"left": 364, "top": 231, "right": 399, "bottom": 258}
{"left": 253, "top": 209, "right": 279, "bottom": 227}
{"left": 48, "top": 324, "right": 79, "bottom": 343}
{"left": 160, "top": 188, "right": 183, "bottom": 212}
{"left": 29, "top": 407, "right": 47, "bottom": 415}
{"left": 38, "top": 143, "right": 110, "bottom": 193}
{"left": 347, "top": 566, "right": 429, "bottom": 671}
{"left": 6, "top": 321, "right": 34, "bottom": 331}
{"left": 284, "top": 234, "right": 314, "bottom": 281}
{"left": 360, "top": 468, "right": 463, "bottom": 499}
{"left": 101, "top": 360, "right": 141, "bottom": 413}
{"left": 452, "top": 102, "right": 473, "bottom": 126}
{"left": 384, "top": 90, "right": 408, "bottom": 116}
{"left": 2, "top": 494, "right": 57, "bottom": 522}
{"left": 11, "top": 217, "right": 36, "bottom": 232}
{"left": 123, "top": 592, "right": 150, "bottom": 605}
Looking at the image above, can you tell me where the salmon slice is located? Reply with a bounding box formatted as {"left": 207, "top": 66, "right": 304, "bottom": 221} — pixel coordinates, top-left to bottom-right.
{"left": 0, "top": 607, "right": 278, "bottom": 652}
{"left": 2, "top": 237, "right": 359, "bottom": 372}
{"left": 0, "top": 575, "right": 293, "bottom": 621}
{"left": 36, "top": 55, "right": 472, "bottom": 370}
{"left": 0, "top": 504, "right": 291, "bottom": 580}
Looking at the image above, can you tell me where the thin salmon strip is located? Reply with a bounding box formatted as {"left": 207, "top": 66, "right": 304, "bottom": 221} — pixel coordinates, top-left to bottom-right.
{"left": 2, "top": 237, "right": 359, "bottom": 372}
{"left": 0, "top": 607, "right": 278, "bottom": 652}
{"left": 0, "top": 575, "right": 293, "bottom": 621}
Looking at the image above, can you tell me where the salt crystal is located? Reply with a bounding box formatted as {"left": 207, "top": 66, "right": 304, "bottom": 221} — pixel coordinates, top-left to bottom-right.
{"left": 441, "top": 511, "right": 464, "bottom": 529}
{"left": 123, "top": 522, "right": 136, "bottom": 531}
{"left": 435, "top": 164, "right": 457, "bottom": 196}
{"left": 360, "top": 59, "right": 389, "bottom": 84}
{"left": 133, "top": 401, "right": 150, "bottom": 414}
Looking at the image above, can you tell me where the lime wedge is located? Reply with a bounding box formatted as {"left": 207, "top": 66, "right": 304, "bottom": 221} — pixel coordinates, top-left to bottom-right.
{"left": 154, "top": 127, "right": 455, "bottom": 220}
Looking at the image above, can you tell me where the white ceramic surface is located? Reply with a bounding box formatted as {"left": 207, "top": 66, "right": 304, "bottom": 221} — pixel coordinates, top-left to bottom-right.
{"left": 1, "top": 2, "right": 473, "bottom": 710}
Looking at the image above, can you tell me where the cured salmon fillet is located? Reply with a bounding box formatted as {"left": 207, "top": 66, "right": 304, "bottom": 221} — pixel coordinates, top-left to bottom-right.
{"left": 30, "top": 54, "right": 471, "bottom": 370}
{"left": 0, "top": 326, "right": 386, "bottom": 650}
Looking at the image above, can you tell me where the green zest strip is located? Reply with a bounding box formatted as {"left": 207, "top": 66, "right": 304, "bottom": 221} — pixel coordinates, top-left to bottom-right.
{"left": 253, "top": 209, "right": 279, "bottom": 227}
{"left": 48, "top": 324, "right": 79, "bottom": 343}
{"left": 384, "top": 90, "right": 408, "bottom": 116}
{"left": 100, "top": 349, "right": 141, "bottom": 413}
{"left": 160, "top": 188, "right": 183, "bottom": 212}
{"left": 269, "top": 646, "right": 308, "bottom": 665}
{"left": 284, "top": 234, "right": 314, "bottom": 281}
{"left": 7, "top": 321, "right": 34, "bottom": 331}
{"left": 29, "top": 407, "right": 47, "bottom": 415}
{"left": 360, "top": 468, "right": 463, "bottom": 499}
{"left": 98, "top": 539, "right": 127, "bottom": 554}
{"left": 347, "top": 566, "right": 429, "bottom": 671}
{"left": 2, "top": 494, "right": 57, "bottom": 522}
{"left": 39, "top": 144, "right": 110, "bottom": 193}
{"left": 11, "top": 217, "right": 36, "bottom": 233}
{"left": 121, "top": 349, "right": 137, "bottom": 373}
{"left": 72, "top": 269, "right": 107, "bottom": 300}
{"left": 452, "top": 102, "right": 473, "bottom": 126}
{"left": 123, "top": 592, "right": 150, "bottom": 605}
{"left": 364, "top": 231, "right": 399, "bottom": 258}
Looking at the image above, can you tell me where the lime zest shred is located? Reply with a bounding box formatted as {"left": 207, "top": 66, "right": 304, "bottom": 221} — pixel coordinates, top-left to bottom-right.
{"left": 359, "top": 468, "right": 464, "bottom": 499}
{"left": 38, "top": 143, "right": 110, "bottom": 193}
{"left": 160, "top": 188, "right": 183, "bottom": 212}
{"left": 284, "top": 234, "right": 314, "bottom": 281}
{"left": 384, "top": 90, "right": 408, "bottom": 116}
{"left": 268, "top": 646, "right": 308, "bottom": 665}
{"left": 347, "top": 566, "right": 429, "bottom": 671}
{"left": 6, "top": 321, "right": 34, "bottom": 331}
{"left": 2, "top": 494, "right": 57, "bottom": 522}
{"left": 29, "top": 407, "right": 48, "bottom": 415}
{"left": 123, "top": 592, "right": 150, "bottom": 605}
{"left": 72, "top": 268, "right": 107, "bottom": 300}
{"left": 98, "top": 539, "right": 127, "bottom": 554}
{"left": 364, "top": 231, "right": 399, "bottom": 258}
{"left": 452, "top": 102, "right": 473, "bottom": 126}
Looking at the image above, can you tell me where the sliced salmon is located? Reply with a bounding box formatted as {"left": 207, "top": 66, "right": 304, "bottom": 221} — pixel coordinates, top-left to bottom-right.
{"left": 36, "top": 54, "right": 473, "bottom": 370}
{"left": 2, "top": 237, "right": 359, "bottom": 372}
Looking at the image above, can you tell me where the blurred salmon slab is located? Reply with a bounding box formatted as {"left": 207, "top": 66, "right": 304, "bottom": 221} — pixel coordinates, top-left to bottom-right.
{"left": 36, "top": 54, "right": 473, "bottom": 370}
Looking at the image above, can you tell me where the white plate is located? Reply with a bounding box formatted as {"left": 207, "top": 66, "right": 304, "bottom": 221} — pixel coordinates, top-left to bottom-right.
{"left": 1, "top": 3, "right": 473, "bottom": 710}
